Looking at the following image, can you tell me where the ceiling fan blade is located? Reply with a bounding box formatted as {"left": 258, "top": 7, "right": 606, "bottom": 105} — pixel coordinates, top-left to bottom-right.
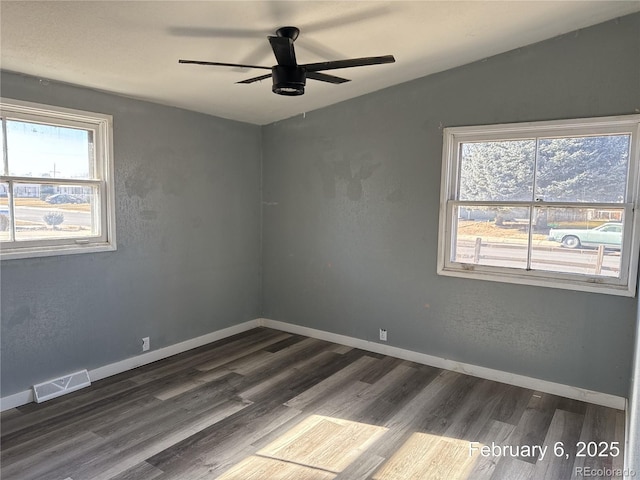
{"left": 303, "top": 5, "right": 391, "bottom": 33}
{"left": 239, "top": 43, "right": 275, "bottom": 68}
{"left": 268, "top": 36, "right": 297, "bottom": 66}
{"left": 237, "top": 73, "right": 273, "bottom": 84}
{"left": 303, "top": 55, "right": 395, "bottom": 72}
{"left": 306, "top": 72, "right": 350, "bottom": 84}
{"left": 169, "top": 27, "right": 265, "bottom": 38}
{"left": 296, "top": 38, "right": 346, "bottom": 65}
{"left": 178, "top": 59, "right": 271, "bottom": 70}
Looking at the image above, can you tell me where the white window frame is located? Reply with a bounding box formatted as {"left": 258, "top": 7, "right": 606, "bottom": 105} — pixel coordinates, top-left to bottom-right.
{"left": 0, "top": 98, "right": 116, "bottom": 260}
{"left": 437, "top": 114, "right": 640, "bottom": 297}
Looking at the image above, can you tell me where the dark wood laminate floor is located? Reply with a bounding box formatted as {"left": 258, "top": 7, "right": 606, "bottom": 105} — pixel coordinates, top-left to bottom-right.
{"left": 0, "top": 327, "right": 625, "bottom": 480}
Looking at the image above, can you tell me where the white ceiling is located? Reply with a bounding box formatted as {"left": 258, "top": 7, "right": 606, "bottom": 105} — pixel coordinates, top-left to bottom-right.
{"left": 1, "top": 1, "right": 639, "bottom": 125}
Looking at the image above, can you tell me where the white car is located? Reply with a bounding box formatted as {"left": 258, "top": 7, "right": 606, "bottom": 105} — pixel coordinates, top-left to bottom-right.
{"left": 548, "top": 222, "right": 622, "bottom": 249}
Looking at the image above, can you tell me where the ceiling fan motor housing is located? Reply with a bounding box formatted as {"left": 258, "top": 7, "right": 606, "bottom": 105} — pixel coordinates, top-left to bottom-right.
{"left": 272, "top": 66, "right": 306, "bottom": 96}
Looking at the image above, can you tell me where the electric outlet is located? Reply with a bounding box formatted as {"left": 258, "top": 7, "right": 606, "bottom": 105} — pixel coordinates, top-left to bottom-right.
{"left": 142, "top": 337, "right": 150, "bottom": 352}
{"left": 379, "top": 328, "right": 387, "bottom": 342}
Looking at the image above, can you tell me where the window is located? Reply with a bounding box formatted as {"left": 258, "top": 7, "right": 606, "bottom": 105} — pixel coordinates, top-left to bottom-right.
{"left": 0, "top": 98, "right": 116, "bottom": 259}
{"left": 438, "top": 115, "right": 640, "bottom": 296}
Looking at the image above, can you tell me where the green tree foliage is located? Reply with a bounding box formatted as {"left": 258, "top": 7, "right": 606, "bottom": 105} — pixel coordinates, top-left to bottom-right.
{"left": 458, "top": 135, "right": 630, "bottom": 203}
{"left": 536, "top": 135, "right": 628, "bottom": 203}
{"left": 459, "top": 140, "right": 535, "bottom": 201}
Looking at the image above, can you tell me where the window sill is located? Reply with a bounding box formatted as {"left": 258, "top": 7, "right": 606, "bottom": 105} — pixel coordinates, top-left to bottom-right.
{"left": 437, "top": 264, "right": 636, "bottom": 297}
{"left": 1, "top": 241, "right": 116, "bottom": 261}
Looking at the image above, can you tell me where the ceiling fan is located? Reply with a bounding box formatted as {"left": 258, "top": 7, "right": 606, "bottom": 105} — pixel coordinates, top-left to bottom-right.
{"left": 179, "top": 26, "right": 395, "bottom": 96}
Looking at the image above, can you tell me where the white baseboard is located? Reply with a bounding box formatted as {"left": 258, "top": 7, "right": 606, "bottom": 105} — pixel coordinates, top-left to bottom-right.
{"left": 1, "top": 317, "right": 626, "bottom": 412}
{"left": 0, "top": 319, "right": 260, "bottom": 411}
{"left": 0, "top": 390, "right": 34, "bottom": 412}
{"left": 89, "top": 320, "right": 259, "bottom": 382}
{"left": 258, "top": 318, "right": 626, "bottom": 410}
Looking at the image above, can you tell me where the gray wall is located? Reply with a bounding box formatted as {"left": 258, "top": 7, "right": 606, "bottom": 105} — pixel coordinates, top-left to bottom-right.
{"left": 261, "top": 13, "right": 640, "bottom": 397}
{"left": 0, "top": 72, "right": 262, "bottom": 397}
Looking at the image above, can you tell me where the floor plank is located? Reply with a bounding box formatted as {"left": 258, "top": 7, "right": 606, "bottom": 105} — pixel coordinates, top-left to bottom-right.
{"left": 216, "top": 455, "right": 337, "bottom": 480}
{"left": 504, "top": 392, "right": 560, "bottom": 464}
{"left": 0, "top": 327, "right": 626, "bottom": 480}
{"left": 530, "top": 409, "right": 583, "bottom": 480}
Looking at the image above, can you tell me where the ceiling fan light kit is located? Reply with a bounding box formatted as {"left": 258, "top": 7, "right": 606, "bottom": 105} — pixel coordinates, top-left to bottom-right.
{"left": 179, "top": 26, "right": 395, "bottom": 96}
{"left": 272, "top": 65, "right": 306, "bottom": 96}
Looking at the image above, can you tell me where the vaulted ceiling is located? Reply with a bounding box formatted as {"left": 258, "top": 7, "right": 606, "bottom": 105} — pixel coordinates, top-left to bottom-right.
{"left": 1, "top": 1, "right": 638, "bottom": 125}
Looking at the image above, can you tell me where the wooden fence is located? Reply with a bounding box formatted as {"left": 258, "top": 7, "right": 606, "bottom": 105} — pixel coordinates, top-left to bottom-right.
{"left": 459, "top": 237, "right": 619, "bottom": 276}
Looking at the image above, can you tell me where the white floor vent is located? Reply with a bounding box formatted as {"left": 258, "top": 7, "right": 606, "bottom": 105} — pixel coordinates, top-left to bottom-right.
{"left": 33, "top": 370, "right": 91, "bottom": 403}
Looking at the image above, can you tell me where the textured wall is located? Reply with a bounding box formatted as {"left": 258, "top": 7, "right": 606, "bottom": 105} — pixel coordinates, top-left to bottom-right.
{"left": 0, "top": 72, "right": 262, "bottom": 397}
{"left": 261, "top": 14, "right": 640, "bottom": 397}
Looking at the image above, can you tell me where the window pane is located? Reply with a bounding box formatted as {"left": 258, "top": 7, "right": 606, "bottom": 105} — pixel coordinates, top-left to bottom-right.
{"left": 0, "top": 182, "right": 10, "bottom": 241}
{"left": 453, "top": 206, "right": 531, "bottom": 268}
{"left": 5, "top": 120, "right": 93, "bottom": 179}
{"left": 459, "top": 140, "right": 535, "bottom": 201}
{"left": 533, "top": 207, "right": 623, "bottom": 277}
{"left": 535, "top": 135, "right": 630, "bottom": 203}
{"left": 12, "top": 183, "right": 100, "bottom": 241}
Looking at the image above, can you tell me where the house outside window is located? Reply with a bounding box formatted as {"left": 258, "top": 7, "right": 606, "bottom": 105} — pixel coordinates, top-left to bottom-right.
{"left": 0, "top": 98, "right": 116, "bottom": 260}
{"left": 437, "top": 115, "right": 640, "bottom": 296}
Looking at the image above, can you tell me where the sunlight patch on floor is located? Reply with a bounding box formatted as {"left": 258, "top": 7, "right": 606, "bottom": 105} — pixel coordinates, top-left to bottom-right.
{"left": 217, "top": 415, "right": 388, "bottom": 479}
{"left": 372, "top": 432, "right": 481, "bottom": 480}
{"left": 217, "top": 415, "right": 483, "bottom": 479}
